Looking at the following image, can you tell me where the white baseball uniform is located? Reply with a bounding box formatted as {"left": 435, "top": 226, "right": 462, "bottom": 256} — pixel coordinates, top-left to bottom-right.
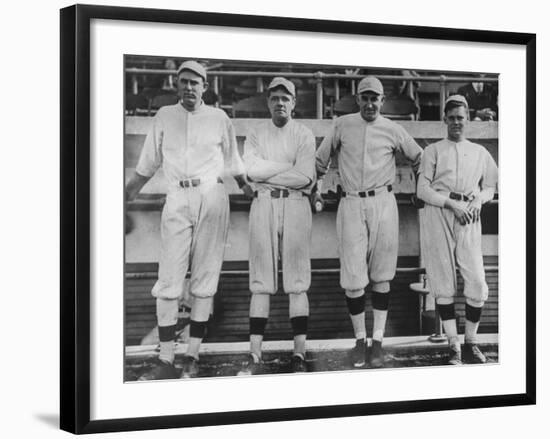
{"left": 316, "top": 113, "right": 422, "bottom": 292}
{"left": 136, "top": 102, "right": 245, "bottom": 299}
{"left": 417, "top": 138, "right": 498, "bottom": 304}
{"left": 243, "top": 119, "right": 316, "bottom": 295}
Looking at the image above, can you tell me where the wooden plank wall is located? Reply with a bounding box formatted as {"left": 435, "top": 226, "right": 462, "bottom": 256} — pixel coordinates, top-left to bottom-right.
{"left": 125, "top": 257, "right": 498, "bottom": 346}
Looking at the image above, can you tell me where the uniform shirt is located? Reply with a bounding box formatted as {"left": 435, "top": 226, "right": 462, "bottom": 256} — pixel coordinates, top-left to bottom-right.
{"left": 417, "top": 138, "right": 498, "bottom": 208}
{"left": 136, "top": 102, "right": 245, "bottom": 185}
{"left": 316, "top": 113, "right": 422, "bottom": 191}
{"left": 243, "top": 120, "right": 316, "bottom": 193}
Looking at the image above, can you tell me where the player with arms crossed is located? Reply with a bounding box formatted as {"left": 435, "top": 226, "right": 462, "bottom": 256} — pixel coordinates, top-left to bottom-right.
{"left": 238, "top": 77, "right": 316, "bottom": 375}
{"left": 416, "top": 95, "right": 498, "bottom": 365}
{"left": 126, "top": 61, "right": 252, "bottom": 380}
{"left": 316, "top": 76, "right": 423, "bottom": 368}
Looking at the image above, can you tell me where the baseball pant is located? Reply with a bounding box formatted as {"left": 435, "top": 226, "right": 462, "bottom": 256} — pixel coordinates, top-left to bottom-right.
{"left": 336, "top": 190, "right": 398, "bottom": 292}
{"left": 152, "top": 181, "right": 229, "bottom": 300}
{"left": 249, "top": 193, "right": 312, "bottom": 294}
{"left": 420, "top": 203, "right": 488, "bottom": 305}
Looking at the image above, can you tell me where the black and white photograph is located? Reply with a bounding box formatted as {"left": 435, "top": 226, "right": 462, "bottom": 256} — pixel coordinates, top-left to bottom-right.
{"left": 123, "top": 56, "right": 500, "bottom": 381}
{"left": 54, "top": 2, "right": 538, "bottom": 435}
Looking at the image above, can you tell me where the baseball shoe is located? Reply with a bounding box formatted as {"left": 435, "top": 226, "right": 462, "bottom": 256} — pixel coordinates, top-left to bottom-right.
{"left": 463, "top": 343, "right": 487, "bottom": 364}
{"left": 448, "top": 344, "right": 463, "bottom": 366}
{"left": 291, "top": 354, "right": 308, "bottom": 373}
{"left": 369, "top": 340, "right": 385, "bottom": 368}
{"left": 180, "top": 355, "right": 199, "bottom": 379}
{"left": 350, "top": 339, "right": 367, "bottom": 368}
{"left": 138, "top": 358, "right": 178, "bottom": 381}
{"left": 237, "top": 353, "right": 262, "bottom": 376}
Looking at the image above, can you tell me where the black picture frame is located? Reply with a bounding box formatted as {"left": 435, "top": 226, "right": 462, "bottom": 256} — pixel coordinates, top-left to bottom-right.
{"left": 60, "top": 4, "right": 536, "bottom": 434}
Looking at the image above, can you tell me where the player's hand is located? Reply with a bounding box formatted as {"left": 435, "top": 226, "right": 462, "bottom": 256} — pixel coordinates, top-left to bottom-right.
{"left": 310, "top": 192, "right": 324, "bottom": 213}
{"left": 467, "top": 197, "right": 482, "bottom": 222}
{"left": 241, "top": 183, "right": 254, "bottom": 199}
{"left": 410, "top": 194, "right": 424, "bottom": 209}
{"left": 449, "top": 200, "right": 473, "bottom": 225}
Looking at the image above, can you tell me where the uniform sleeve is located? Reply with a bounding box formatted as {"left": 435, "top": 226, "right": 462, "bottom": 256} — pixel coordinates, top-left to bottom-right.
{"left": 135, "top": 112, "right": 164, "bottom": 177}
{"left": 395, "top": 124, "right": 423, "bottom": 173}
{"left": 222, "top": 115, "right": 246, "bottom": 177}
{"left": 287, "top": 127, "right": 316, "bottom": 184}
{"left": 416, "top": 145, "right": 447, "bottom": 208}
{"left": 476, "top": 149, "right": 498, "bottom": 204}
{"left": 316, "top": 120, "right": 339, "bottom": 178}
{"left": 265, "top": 127, "right": 316, "bottom": 190}
{"left": 481, "top": 150, "right": 498, "bottom": 190}
{"left": 243, "top": 125, "right": 292, "bottom": 181}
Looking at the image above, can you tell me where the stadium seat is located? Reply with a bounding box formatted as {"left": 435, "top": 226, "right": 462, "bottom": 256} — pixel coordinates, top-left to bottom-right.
{"left": 332, "top": 94, "right": 418, "bottom": 120}
{"left": 333, "top": 95, "right": 359, "bottom": 116}
{"left": 149, "top": 92, "right": 179, "bottom": 114}
{"left": 232, "top": 93, "right": 270, "bottom": 118}
{"left": 381, "top": 96, "right": 419, "bottom": 120}
{"left": 126, "top": 93, "right": 149, "bottom": 116}
{"left": 293, "top": 90, "right": 317, "bottom": 119}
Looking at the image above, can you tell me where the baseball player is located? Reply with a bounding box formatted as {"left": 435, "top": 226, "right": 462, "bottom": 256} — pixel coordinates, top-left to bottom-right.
{"left": 126, "top": 60, "right": 253, "bottom": 380}
{"left": 417, "top": 94, "right": 498, "bottom": 365}
{"left": 316, "top": 76, "right": 423, "bottom": 368}
{"left": 238, "top": 77, "right": 316, "bottom": 375}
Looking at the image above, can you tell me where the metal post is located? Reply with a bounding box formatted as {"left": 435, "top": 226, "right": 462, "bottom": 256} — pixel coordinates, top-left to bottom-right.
{"left": 213, "top": 76, "right": 219, "bottom": 95}
{"left": 439, "top": 75, "right": 447, "bottom": 121}
{"left": 315, "top": 73, "right": 324, "bottom": 119}
{"left": 256, "top": 77, "right": 264, "bottom": 93}
{"left": 213, "top": 76, "right": 220, "bottom": 108}
{"left": 334, "top": 78, "right": 340, "bottom": 101}
{"left": 132, "top": 75, "right": 138, "bottom": 95}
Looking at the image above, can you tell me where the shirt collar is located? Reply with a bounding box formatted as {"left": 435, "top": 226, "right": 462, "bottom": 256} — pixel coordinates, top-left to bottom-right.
{"left": 179, "top": 100, "right": 205, "bottom": 114}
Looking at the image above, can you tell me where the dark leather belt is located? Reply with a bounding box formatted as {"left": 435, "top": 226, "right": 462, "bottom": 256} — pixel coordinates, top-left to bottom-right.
{"left": 179, "top": 177, "right": 223, "bottom": 188}
{"left": 342, "top": 185, "right": 392, "bottom": 198}
{"left": 449, "top": 192, "right": 471, "bottom": 202}
{"left": 253, "top": 189, "right": 307, "bottom": 198}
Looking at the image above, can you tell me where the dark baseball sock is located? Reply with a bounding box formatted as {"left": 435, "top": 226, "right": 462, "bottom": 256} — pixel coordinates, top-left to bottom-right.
{"left": 158, "top": 324, "right": 176, "bottom": 342}
{"left": 465, "top": 303, "right": 483, "bottom": 323}
{"left": 158, "top": 324, "right": 176, "bottom": 364}
{"left": 437, "top": 303, "right": 456, "bottom": 321}
{"left": 250, "top": 317, "right": 268, "bottom": 336}
{"left": 189, "top": 320, "right": 207, "bottom": 339}
{"left": 465, "top": 304, "right": 483, "bottom": 344}
{"left": 371, "top": 291, "right": 389, "bottom": 311}
{"left": 290, "top": 316, "right": 308, "bottom": 336}
{"left": 346, "top": 294, "right": 366, "bottom": 316}
{"left": 372, "top": 292, "right": 389, "bottom": 341}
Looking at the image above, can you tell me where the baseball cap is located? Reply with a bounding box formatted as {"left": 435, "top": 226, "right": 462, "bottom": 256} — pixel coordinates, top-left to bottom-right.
{"left": 357, "top": 76, "right": 384, "bottom": 95}
{"left": 445, "top": 94, "right": 469, "bottom": 108}
{"left": 176, "top": 60, "right": 207, "bottom": 81}
{"left": 267, "top": 77, "right": 296, "bottom": 97}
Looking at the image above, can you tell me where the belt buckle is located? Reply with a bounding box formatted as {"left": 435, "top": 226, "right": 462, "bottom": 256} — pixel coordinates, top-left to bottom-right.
{"left": 180, "top": 179, "right": 191, "bottom": 188}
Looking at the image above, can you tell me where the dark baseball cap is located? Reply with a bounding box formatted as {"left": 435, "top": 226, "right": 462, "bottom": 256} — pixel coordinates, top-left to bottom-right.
{"left": 176, "top": 60, "right": 207, "bottom": 81}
